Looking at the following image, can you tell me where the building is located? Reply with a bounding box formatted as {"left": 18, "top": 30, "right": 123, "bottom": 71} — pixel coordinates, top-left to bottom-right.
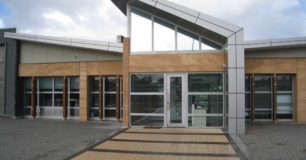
{"left": 0, "top": 0, "right": 306, "bottom": 134}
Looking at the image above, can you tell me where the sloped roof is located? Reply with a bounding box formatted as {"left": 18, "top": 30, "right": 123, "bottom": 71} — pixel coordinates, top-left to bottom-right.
{"left": 112, "top": 0, "right": 242, "bottom": 39}
{"left": 4, "top": 32, "right": 123, "bottom": 53}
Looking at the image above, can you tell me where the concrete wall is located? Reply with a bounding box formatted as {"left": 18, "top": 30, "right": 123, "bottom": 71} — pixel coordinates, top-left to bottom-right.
{"left": 20, "top": 42, "right": 122, "bottom": 64}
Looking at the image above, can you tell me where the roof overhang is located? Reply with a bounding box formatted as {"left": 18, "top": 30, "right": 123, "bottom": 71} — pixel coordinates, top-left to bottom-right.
{"left": 4, "top": 32, "right": 123, "bottom": 53}
{"left": 244, "top": 37, "right": 306, "bottom": 51}
{"left": 112, "top": 0, "right": 243, "bottom": 45}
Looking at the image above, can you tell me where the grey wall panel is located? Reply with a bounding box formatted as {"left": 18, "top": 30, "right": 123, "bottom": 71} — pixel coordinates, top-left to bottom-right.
{"left": 20, "top": 42, "right": 122, "bottom": 64}
{"left": 0, "top": 45, "right": 4, "bottom": 115}
{"left": 246, "top": 47, "right": 306, "bottom": 58}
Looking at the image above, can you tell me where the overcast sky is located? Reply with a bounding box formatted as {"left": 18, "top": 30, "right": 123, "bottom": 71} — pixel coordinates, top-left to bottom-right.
{"left": 0, "top": 0, "right": 306, "bottom": 42}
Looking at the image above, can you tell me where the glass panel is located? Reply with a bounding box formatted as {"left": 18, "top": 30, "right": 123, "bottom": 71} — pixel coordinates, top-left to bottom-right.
{"left": 188, "top": 116, "right": 223, "bottom": 127}
{"left": 90, "top": 93, "right": 99, "bottom": 108}
{"left": 245, "top": 75, "right": 251, "bottom": 92}
{"left": 177, "top": 28, "right": 199, "bottom": 51}
{"left": 255, "top": 110, "right": 272, "bottom": 119}
{"left": 245, "top": 93, "right": 251, "bottom": 120}
{"left": 24, "top": 93, "right": 31, "bottom": 107}
{"left": 39, "top": 78, "right": 52, "bottom": 92}
{"left": 188, "top": 95, "right": 223, "bottom": 114}
{"left": 39, "top": 94, "right": 52, "bottom": 106}
{"left": 170, "top": 77, "right": 182, "bottom": 123}
{"left": 188, "top": 74, "right": 223, "bottom": 92}
{"left": 131, "top": 95, "right": 164, "bottom": 113}
{"left": 70, "top": 109, "right": 79, "bottom": 117}
{"left": 277, "top": 75, "right": 292, "bottom": 91}
{"left": 54, "top": 77, "right": 63, "bottom": 92}
{"left": 70, "top": 77, "right": 79, "bottom": 92}
{"left": 255, "top": 75, "right": 272, "bottom": 91}
{"left": 105, "top": 94, "right": 116, "bottom": 108}
{"left": 153, "top": 18, "right": 175, "bottom": 51}
{"left": 131, "top": 74, "right": 164, "bottom": 92}
{"left": 201, "top": 38, "right": 221, "bottom": 50}
{"left": 105, "top": 77, "right": 117, "bottom": 92}
{"left": 131, "top": 9, "right": 152, "bottom": 52}
{"left": 24, "top": 108, "right": 31, "bottom": 115}
{"left": 131, "top": 116, "right": 164, "bottom": 127}
{"left": 89, "top": 109, "right": 99, "bottom": 118}
{"left": 69, "top": 94, "right": 79, "bottom": 107}
{"left": 277, "top": 94, "right": 293, "bottom": 119}
{"left": 255, "top": 93, "right": 272, "bottom": 109}
{"left": 105, "top": 109, "right": 116, "bottom": 118}
{"left": 90, "top": 76, "right": 100, "bottom": 92}
{"left": 54, "top": 94, "right": 62, "bottom": 107}
{"left": 24, "top": 78, "right": 32, "bottom": 92}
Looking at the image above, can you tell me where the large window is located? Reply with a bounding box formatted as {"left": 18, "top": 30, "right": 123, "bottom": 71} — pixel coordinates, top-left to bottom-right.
{"left": 188, "top": 73, "right": 224, "bottom": 127}
{"left": 89, "top": 76, "right": 122, "bottom": 120}
{"left": 276, "top": 75, "right": 293, "bottom": 119}
{"left": 68, "top": 77, "right": 80, "bottom": 118}
{"left": 130, "top": 8, "right": 222, "bottom": 52}
{"left": 245, "top": 75, "right": 251, "bottom": 120}
{"left": 130, "top": 74, "right": 164, "bottom": 126}
{"left": 254, "top": 75, "right": 273, "bottom": 119}
{"left": 23, "top": 78, "right": 32, "bottom": 116}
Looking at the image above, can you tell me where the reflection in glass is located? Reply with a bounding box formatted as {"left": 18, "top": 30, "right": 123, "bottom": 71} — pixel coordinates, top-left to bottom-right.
{"left": 277, "top": 75, "right": 292, "bottom": 91}
{"left": 105, "top": 110, "right": 116, "bottom": 118}
{"left": 105, "top": 77, "right": 117, "bottom": 92}
{"left": 131, "top": 116, "right": 164, "bottom": 127}
{"left": 188, "top": 95, "right": 223, "bottom": 114}
{"left": 201, "top": 38, "right": 221, "bottom": 50}
{"left": 255, "top": 75, "right": 272, "bottom": 91}
{"left": 54, "top": 77, "right": 63, "bottom": 92}
{"left": 70, "top": 77, "right": 79, "bottom": 92}
{"left": 188, "top": 74, "right": 223, "bottom": 92}
{"left": 90, "top": 76, "right": 100, "bottom": 92}
{"left": 131, "top": 95, "right": 164, "bottom": 113}
{"left": 131, "top": 74, "right": 164, "bottom": 92}
{"left": 154, "top": 18, "right": 175, "bottom": 51}
{"left": 54, "top": 94, "right": 62, "bottom": 107}
{"left": 39, "top": 78, "right": 52, "bottom": 92}
{"left": 69, "top": 94, "right": 79, "bottom": 108}
{"left": 131, "top": 9, "right": 152, "bottom": 52}
{"left": 170, "top": 77, "right": 182, "bottom": 123}
{"left": 177, "top": 28, "right": 199, "bottom": 51}
{"left": 39, "top": 94, "right": 52, "bottom": 106}
{"left": 24, "top": 78, "right": 32, "bottom": 92}
{"left": 105, "top": 94, "right": 116, "bottom": 108}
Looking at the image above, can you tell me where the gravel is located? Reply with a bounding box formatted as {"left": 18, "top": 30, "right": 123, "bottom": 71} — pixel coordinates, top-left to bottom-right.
{"left": 0, "top": 117, "right": 125, "bottom": 160}
{"left": 238, "top": 122, "right": 306, "bottom": 160}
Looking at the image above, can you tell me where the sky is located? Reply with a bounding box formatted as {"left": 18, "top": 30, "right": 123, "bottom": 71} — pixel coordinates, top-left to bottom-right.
{"left": 0, "top": 0, "right": 306, "bottom": 42}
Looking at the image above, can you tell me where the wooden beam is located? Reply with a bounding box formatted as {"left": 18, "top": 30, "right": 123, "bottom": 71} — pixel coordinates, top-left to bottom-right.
{"left": 99, "top": 76, "right": 103, "bottom": 120}
{"left": 31, "top": 77, "right": 37, "bottom": 118}
{"left": 273, "top": 74, "right": 277, "bottom": 123}
{"left": 63, "top": 76, "right": 68, "bottom": 120}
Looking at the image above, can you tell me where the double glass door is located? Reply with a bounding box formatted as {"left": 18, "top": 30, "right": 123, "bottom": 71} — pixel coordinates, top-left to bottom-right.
{"left": 166, "top": 74, "right": 187, "bottom": 127}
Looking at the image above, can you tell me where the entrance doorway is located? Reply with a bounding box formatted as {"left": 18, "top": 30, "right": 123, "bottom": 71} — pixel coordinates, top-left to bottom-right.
{"left": 166, "top": 74, "right": 187, "bottom": 127}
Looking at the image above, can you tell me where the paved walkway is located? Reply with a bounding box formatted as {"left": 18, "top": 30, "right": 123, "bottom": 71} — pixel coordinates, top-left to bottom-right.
{"left": 72, "top": 128, "right": 241, "bottom": 160}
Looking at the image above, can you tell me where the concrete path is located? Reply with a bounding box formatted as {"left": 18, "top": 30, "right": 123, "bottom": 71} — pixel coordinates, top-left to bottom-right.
{"left": 72, "top": 128, "right": 242, "bottom": 160}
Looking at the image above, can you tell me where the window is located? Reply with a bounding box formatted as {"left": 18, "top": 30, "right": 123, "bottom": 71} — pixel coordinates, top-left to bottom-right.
{"left": 23, "top": 78, "right": 32, "bottom": 116}
{"left": 254, "top": 75, "right": 273, "bottom": 119}
{"left": 68, "top": 77, "right": 79, "bottom": 118}
{"left": 89, "top": 76, "right": 100, "bottom": 118}
{"left": 245, "top": 75, "right": 251, "bottom": 120}
{"left": 177, "top": 28, "right": 200, "bottom": 51}
{"left": 188, "top": 73, "right": 224, "bottom": 127}
{"left": 153, "top": 18, "right": 175, "bottom": 51}
{"left": 276, "top": 75, "right": 293, "bottom": 119}
{"left": 131, "top": 8, "right": 152, "bottom": 52}
{"left": 130, "top": 8, "right": 222, "bottom": 53}
{"left": 104, "top": 77, "right": 117, "bottom": 118}
{"left": 130, "top": 74, "right": 164, "bottom": 126}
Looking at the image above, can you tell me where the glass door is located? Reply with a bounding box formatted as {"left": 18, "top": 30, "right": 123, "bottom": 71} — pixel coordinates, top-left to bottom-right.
{"left": 166, "top": 74, "right": 187, "bottom": 127}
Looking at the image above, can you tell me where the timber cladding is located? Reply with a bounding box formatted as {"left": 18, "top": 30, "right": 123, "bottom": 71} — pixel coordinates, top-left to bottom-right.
{"left": 18, "top": 61, "right": 123, "bottom": 77}
{"left": 246, "top": 58, "right": 306, "bottom": 123}
{"left": 129, "top": 52, "right": 225, "bottom": 72}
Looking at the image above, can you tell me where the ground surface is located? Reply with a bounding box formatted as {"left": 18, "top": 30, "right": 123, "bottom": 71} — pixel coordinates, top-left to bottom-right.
{"left": 0, "top": 117, "right": 124, "bottom": 160}
{"left": 72, "top": 128, "right": 241, "bottom": 160}
{"left": 239, "top": 122, "right": 306, "bottom": 160}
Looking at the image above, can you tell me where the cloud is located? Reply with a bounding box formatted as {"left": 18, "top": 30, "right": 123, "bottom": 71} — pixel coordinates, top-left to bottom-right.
{"left": 0, "top": 0, "right": 306, "bottom": 41}
{"left": 0, "top": 18, "right": 4, "bottom": 28}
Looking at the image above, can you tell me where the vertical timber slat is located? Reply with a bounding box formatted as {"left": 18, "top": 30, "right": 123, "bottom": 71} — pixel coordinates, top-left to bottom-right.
{"left": 31, "top": 77, "right": 37, "bottom": 118}
{"left": 251, "top": 74, "right": 255, "bottom": 122}
{"left": 63, "top": 76, "right": 68, "bottom": 120}
{"left": 122, "top": 38, "right": 130, "bottom": 127}
{"left": 273, "top": 74, "right": 277, "bottom": 122}
{"left": 99, "top": 76, "right": 103, "bottom": 120}
{"left": 116, "top": 75, "right": 121, "bottom": 121}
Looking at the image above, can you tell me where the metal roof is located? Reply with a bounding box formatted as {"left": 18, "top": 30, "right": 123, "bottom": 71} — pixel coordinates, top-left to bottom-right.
{"left": 4, "top": 32, "right": 123, "bottom": 53}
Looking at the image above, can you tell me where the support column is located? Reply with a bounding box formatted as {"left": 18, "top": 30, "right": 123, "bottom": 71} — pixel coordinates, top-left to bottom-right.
{"left": 251, "top": 74, "right": 255, "bottom": 122}
{"left": 227, "top": 30, "right": 245, "bottom": 134}
{"left": 80, "top": 62, "right": 88, "bottom": 121}
{"left": 296, "top": 59, "right": 306, "bottom": 123}
{"left": 63, "top": 76, "right": 68, "bottom": 120}
{"left": 122, "top": 38, "right": 130, "bottom": 127}
{"left": 98, "top": 76, "right": 103, "bottom": 120}
{"left": 272, "top": 74, "right": 277, "bottom": 122}
{"left": 31, "top": 77, "right": 37, "bottom": 118}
